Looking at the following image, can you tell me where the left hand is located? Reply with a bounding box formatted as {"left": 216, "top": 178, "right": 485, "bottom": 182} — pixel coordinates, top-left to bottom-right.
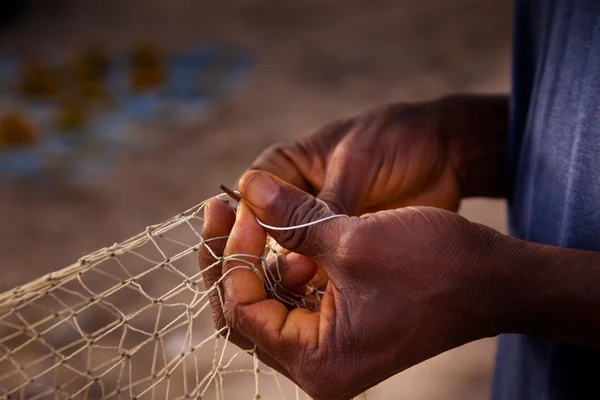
{"left": 199, "top": 171, "right": 512, "bottom": 400}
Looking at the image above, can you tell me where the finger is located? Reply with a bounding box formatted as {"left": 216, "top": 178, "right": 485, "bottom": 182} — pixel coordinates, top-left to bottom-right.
{"left": 248, "top": 143, "right": 315, "bottom": 193}
{"left": 263, "top": 250, "right": 323, "bottom": 310}
{"left": 316, "top": 142, "right": 366, "bottom": 215}
{"left": 267, "top": 252, "right": 319, "bottom": 294}
{"left": 222, "top": 201, "right": 270, "bottom": 307}
{"left": 238, "top": 170, "right": 353, "bottom": 263}
{"left": 222, "top": 202, "right": 323, "bottom": 361}
{"left": 247, "top": 118, "right": 354, "bottom": 196}
{"left": 221, "top": 201, "right": 289, "bottom": 354}
{"left": 199, "top": 198, "right": 235, "bottom": 292}
{"left": 199, "top": 199, "right": 291, "bottom": 374}
{"left": 199, "top": 198, "right": 254, "bottom": 348}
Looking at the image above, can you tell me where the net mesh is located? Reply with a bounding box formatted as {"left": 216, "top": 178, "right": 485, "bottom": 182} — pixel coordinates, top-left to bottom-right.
{"left": 0, "top": 197, "right": 359, "bottom": 400}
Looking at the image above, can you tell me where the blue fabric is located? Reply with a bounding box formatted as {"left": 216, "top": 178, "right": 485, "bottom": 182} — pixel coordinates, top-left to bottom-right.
{"left": 493, "top": 0, "right": 600, "bottom": 398}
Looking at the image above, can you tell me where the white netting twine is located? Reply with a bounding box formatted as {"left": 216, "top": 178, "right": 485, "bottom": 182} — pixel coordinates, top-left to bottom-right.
{"left": 0, "top": 195, "right": 362, "bottom": 400}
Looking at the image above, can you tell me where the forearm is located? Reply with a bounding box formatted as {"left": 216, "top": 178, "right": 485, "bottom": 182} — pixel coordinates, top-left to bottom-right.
{"left": 490, "top": 234, "right": 600, "bottom": 348}
{"left": 439, "top": 94, "right": 509, "bottom": 199}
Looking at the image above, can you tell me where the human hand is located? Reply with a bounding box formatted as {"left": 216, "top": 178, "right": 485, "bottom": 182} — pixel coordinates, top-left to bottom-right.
{"left": 248, "top": 95, "right": 508, "bottom": 216}
{"left": 199, "top": 171, "right": 508, "bottom": 400}
{"left": 250, "top": 99, "right": 459, "bottom": 215}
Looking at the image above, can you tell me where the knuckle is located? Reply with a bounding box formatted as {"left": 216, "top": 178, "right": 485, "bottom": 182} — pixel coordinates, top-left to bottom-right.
{"left": 316, "top": 187, "right": 346, "bottom": 214}
{"left": 251, "top": 143, "right": 295, "bottom": 170}
{"left": 264, "top": 143, "right": 292, "bottom": 158}
{"left": 279, "top": 197, "right": 330, "bottom": 252}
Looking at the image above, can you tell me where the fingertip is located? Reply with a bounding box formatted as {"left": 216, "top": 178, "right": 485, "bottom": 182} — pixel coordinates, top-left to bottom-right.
{"left": 203, "top": 197, "right": 236, "bottom": 234}
{"left": 239, "top": 171, "right": 281, "bottom": 209}
{"left": 275, "top": 252, "right": 319, "bottom": 294}
{"left": 238, "top": 170, "right": 256, "bottom": 193}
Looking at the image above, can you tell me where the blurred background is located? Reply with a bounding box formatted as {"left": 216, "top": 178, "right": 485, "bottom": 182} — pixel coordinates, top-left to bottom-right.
{"left": 0, "top": 0, "right": 512, "bottom": 398}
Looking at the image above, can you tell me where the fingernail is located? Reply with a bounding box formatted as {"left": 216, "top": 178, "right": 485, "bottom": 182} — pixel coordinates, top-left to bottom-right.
{"left": 243, "top": 172, "right": 279, "bottom": 208}
{"left": 285, "top": 252, "right": 303, "bottom": 266}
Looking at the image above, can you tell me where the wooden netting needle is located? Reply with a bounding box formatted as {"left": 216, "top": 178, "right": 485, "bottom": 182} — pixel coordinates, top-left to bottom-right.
{"left": 219, "top": 184, "right": 242, "bottom": 202}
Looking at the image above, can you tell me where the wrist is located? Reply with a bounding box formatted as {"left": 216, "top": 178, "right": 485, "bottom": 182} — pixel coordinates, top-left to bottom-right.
{"left": 479, "top": 233, "right": 600, "bottom": 348}
{"left": 478, "top": 233, "right": 549, "bottom": 337}
{"left": 515, "top": 244, "right": 600, "bottom": 347}
{"left": 437, "top": 94, "right": 509, "bottom": 199}
{"left": 453, "top": 224, "right": 542, "bottom": 340}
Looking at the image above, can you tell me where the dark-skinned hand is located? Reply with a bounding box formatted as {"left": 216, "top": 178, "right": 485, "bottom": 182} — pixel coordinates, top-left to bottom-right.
{"left": 199, "top": 171, "right": 509, "bottom": 400}
{"left": 245, "top": 95, "right": 507, "bottom": 288}
{"left": 249, "top": 100, "right": 462, "bottom": 216}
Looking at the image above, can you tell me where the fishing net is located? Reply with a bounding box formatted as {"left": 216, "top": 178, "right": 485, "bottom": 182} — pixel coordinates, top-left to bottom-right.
{"left": 0, "top": 196, "right": 363, "bottom": 400}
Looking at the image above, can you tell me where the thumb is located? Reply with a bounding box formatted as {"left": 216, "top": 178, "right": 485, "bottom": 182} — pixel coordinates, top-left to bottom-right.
{"left": 239, "top": 170, "right": 348, "bottom": 261}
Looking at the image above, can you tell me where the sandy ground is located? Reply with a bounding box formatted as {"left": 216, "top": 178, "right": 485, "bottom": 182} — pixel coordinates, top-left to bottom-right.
{"left": 0, "top": 1, "right": 512, "bottom": 398}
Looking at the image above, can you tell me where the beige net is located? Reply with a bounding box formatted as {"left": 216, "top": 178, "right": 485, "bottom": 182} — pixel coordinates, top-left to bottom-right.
{"left": 0, "top": 197, "right": 360, "bottom": 400}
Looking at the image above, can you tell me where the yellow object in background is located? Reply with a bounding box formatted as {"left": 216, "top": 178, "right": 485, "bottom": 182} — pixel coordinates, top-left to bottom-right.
{"left": 18, "top": 58, "right": 60, "bottom": 99}
{"left": 55, "top": 99, "right": 88, "bottom": 132}
{"left": 0, "top": 113, "right": 35, "bottom": 148}
{"left": 129, "top": 42, "right": 165, "bottom": 91}
{"left": 74, "top": 43, "right": 111, "bottom": 82}
{"left": 71, "top": 43, "right": 111, "bottom": 102}
{"left": 77, "top": 79, "right": 110, "bottom": 102}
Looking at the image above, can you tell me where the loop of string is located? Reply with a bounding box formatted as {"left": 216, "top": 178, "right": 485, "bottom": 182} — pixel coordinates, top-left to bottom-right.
{"left": 256, "top": 214, "right": 347, "bottom": 230}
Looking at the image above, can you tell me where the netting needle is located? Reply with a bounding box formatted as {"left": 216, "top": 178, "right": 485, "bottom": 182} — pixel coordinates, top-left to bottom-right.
{"left": 219, "top": 184, "right": 242, "bottom": 202}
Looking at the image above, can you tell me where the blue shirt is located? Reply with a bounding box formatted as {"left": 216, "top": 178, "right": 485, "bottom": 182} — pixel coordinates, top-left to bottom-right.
{"left": 493, "top": 0, "right": 600, "bottom": 398}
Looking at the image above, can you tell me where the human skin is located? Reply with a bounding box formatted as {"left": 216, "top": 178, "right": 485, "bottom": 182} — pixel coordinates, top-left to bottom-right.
{"left": 199, "top": 95, "right": 600, "bottom": 400}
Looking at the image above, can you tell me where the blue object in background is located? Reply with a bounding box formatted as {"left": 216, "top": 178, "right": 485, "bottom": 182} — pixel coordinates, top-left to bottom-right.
{"left": 168, "top": 47, "right": 217, "bottom": 99}
{"left": 0, "top": 147, "right": 42, "bottom": 181}
{"left": 91, "top": 113, "right": 131, "bottom": 146}
{"left": 0, "top": 46, "right": 254, "bottom": 186}
{"left": 122, "top": 92, "right": 165, "bottom": 121}
{"left": 219, "top": 54, "right": 253, "bottom": 94}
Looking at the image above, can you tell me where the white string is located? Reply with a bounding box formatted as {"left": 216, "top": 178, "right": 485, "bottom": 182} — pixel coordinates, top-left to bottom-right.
{"left": 218, "top": 190, "right": 348, "bottom": 230}
{"left": 256, "top": 214, "right": 347, "bottom": 231}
